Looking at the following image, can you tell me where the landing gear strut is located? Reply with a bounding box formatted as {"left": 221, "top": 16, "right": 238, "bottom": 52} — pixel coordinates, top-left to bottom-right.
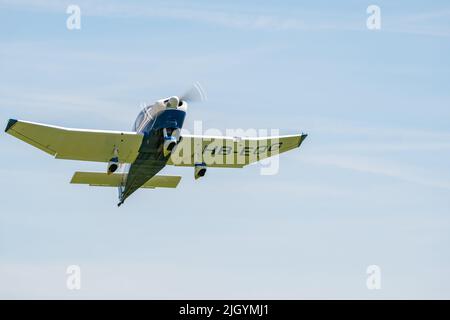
{"left": 163, "top": 128, "right": 177, "bottom": 157}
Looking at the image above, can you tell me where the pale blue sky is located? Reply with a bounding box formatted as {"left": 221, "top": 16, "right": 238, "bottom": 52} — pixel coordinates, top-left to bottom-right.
{"left": 0, "top": 0, "right": 449, "bottom": 299}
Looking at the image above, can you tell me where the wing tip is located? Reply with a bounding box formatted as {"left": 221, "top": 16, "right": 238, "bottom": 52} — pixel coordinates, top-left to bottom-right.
{"left": 298, "top": 133, "right": 308, "bottom": 147}
{"left": 5, "top": 119, "right": 18, "bottom": 133}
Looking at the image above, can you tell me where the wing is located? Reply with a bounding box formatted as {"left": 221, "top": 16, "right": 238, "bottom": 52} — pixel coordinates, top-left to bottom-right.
{"left": 5, "top": 119, "right": 143, "bottom": 163}
{"left": 167, "top": 133, "right": 307, "bottom": 168}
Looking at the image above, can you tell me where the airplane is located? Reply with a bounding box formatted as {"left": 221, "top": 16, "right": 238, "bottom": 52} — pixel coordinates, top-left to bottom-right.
{"left": 5, "top": 86, "right": 307, "bottom": 206}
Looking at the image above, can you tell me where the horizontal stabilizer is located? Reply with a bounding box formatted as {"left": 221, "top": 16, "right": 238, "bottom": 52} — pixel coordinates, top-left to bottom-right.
{"left": 70, "top": 172, "right": 181, "bottom": 188}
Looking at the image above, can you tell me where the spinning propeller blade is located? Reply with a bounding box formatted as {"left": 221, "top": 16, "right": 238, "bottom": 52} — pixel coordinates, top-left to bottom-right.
{"left": 180, "top": 82, "right": 207, "bottom": 103}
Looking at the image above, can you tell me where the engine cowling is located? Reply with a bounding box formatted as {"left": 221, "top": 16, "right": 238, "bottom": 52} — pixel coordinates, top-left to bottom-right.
{"left": 194, "top": 163, "right": 207, "bottom": 180}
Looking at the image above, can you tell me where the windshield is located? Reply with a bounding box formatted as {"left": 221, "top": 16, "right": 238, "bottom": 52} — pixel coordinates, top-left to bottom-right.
{"left": 133, "top": 110, "right": 145, "bottom": 132}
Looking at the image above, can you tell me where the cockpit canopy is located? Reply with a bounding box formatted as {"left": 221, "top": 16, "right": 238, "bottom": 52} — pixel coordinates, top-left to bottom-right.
{"left": 133, "top": 109, "right": 146, "bottom": 132}
{"left": 133, "top": 98, "right": 188, "bottom": 132}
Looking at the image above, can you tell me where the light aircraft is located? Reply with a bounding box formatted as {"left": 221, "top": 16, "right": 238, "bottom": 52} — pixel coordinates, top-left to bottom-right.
{"left": 5, "top": 84, "right": 307, "bottom": 206}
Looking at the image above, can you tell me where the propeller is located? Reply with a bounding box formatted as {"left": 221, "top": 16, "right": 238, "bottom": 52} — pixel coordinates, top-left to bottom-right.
{"left": 180, "top": 81, "right": 208, "bottom": 104}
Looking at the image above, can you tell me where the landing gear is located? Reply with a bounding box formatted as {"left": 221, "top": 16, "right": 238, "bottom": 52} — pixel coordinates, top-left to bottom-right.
{"left": 163, "top": 128, "right": 178, "bottom": 157}
{"left": 107, "top": 147, "right": 119, "bottom": 175}
{"left": 172, "top": 128, "right": 182, "bottom": 143}
{"left": 117, "top": 185, "right": 124, "bottom": 208}
{"left": 194, "top": 162, "right": 207, "bottom": 180}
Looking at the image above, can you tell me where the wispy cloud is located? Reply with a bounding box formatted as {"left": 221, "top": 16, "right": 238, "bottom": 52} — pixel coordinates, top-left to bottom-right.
{"left": 308, "top": 118, "right": 450, "bottom": 141}
{"left": 0, "top": 0, "right": 307, "bottom": 30}
{"left": 0, "top": 81, "right": 140, "bottom": 126}
{"left": 298, "top": 118, "right": 450, "bottom": 190}
{"left": 320, "top": 142, "right": 450, "bottom": 152}
{"left": 1, "top": 0, "right": 449, "bottom": 36}
{"left": 301, "top": 154, "right": 450, "bottom": 190}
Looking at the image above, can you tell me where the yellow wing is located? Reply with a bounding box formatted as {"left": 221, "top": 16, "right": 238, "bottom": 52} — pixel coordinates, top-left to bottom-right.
{"left": 5, "top": 119, "right": 143, "bottom": 163}
{"left": 168, "top": 133, "right": 307, "bottom": 168}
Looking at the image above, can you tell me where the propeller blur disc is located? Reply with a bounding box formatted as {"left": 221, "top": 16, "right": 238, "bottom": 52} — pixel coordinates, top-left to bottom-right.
{"left": 180, "top": 82, "right": 207, "bottom": 103}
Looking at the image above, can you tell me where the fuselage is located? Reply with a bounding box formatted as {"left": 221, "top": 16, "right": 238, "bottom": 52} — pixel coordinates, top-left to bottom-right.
{"left": 118, "top": 98, "right": 187, "bottom": 204}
